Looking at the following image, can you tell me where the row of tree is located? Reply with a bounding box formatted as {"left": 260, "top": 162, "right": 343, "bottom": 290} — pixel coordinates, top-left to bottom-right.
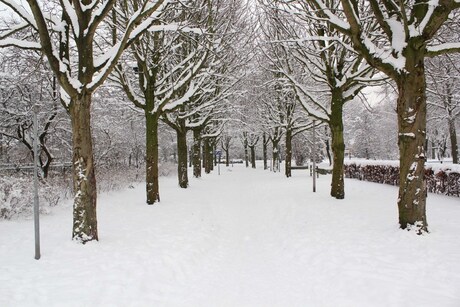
{"left": 0, "top": 0, "right": 459, "bottom": 240}
{"left": 0, "top": 0, "right": 250, "bottom": 243}
{"left": 249, "top": 0, "right": 460, "bottom": 234}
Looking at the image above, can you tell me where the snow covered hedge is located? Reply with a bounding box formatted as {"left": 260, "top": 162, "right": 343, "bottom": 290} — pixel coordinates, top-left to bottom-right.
{"left": 344, "top": 161, "right": 460, "bottom": 197}
{"left": 0, "top": 176, "right": 64, "bottom": 220}
{"left": 1, "top": 162, "right": 177, "bottom": 220}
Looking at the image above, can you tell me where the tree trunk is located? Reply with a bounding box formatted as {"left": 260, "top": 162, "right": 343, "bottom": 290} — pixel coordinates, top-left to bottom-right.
{"left": 396, "top": 63, "right": 428, "bottom": 233}
{"left": 176, "top": 129, "right": 188, "bottom": 188}
{"left": 193, "top": 129, "right": 202, "bottom": 178}
{"left": 325, "top": 126, "right": 332, "bottom": 166}
{"left": 263, "top": 133, "right": 268, "bottom": 170}
{"left": 244, "top": 141, "right": 249, "bottom": 168}
{"left": 204, "top": 139, "right": 211, "bottom": 174}
{"left": 225, "top": 148, "right": 230, "bottom": 166}
{"left": 70, "top": 94, "right": 98, "bottom": 243}
{"left": 145, "top": 111, "right": 160, "bottom": 204}
{"left": 202, "top": 144, "right": 206, "bottom": 169}
{"left": 40, "top": 147, "right": 53, "bottom": 179}
{"left": 330, "top": 91, "right": 345, "bottom": 199}
{"left": 448, "top": 117, "right": 458, "bottom": 164}
{"left": 213, "top": 142, "right": 217, "bottom": 167}
{"left": 272, "top": 140, "right": 279, "bottom": 172}
{"left": 250, "top": 145, "right": 256, "bottom": 168}
{"left": 209, "top": 139, "right": 214, "bottom": 171}
{"left": 285, "top": 129, "right": 292, "bottom": 178}
{"left": 431, "top": 138, "right": 436, "bottom": 159}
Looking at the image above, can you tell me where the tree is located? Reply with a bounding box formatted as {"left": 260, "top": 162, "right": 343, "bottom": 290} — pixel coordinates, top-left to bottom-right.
{"left": 247, "top": 133, "right": 259, "bottom": 168}
{"left": 221, "top": 133, "right": 233, "bottom": 166}
{"left": 426, "top": 54, "right": 460, "bottom": 164}
{"left": 0, "top": 50, "right": 66, "bottom": 178}
{"left": 114, "top": 1, "right": 211, "bottom": 194}
{"left": 306, "top": 0, "right": 460, "bottom": 232}
{"left": 264, "top": 0, "right": 376, "bottom": 197}
{"left": 0, "top": 0, "right": 170, "bottom": 242}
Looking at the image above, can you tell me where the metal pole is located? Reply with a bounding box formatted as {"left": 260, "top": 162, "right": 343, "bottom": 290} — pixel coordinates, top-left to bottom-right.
{"left": 33, "top": 106, "right": 41, "bottom": 260}
{"left": 312, "top": 121, "right": 316, "bottom": 193}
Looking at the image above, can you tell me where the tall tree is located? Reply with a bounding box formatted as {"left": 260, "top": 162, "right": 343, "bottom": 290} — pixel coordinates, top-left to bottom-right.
{"left": 264, "top": 0, "right": 375, "bottom": 197}
{"left": 113, "top": 1, "right": 211, "bottom": 198}
{"left": 305, "top": 0, "right": 460, "bottom": 232}
{"left": 0, "top": 50, "right": 65, "bottom": 178}
{"left": 426, "top": 54, "right": 460, "bottom": 164}
{"left": 0, "top": 0, "right": 170, "bottom": 242}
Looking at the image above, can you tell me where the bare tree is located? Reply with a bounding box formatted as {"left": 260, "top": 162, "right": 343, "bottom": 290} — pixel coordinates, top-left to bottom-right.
{"left": 0, "top": 50, "right": 66, "bottom": 178}
{"left": 305, "top": 0, "right": 460, "bottom": 232}
{"left": 426, "top": 54, "right": 460, "bottom": 164}
{"left": 0, "top": 0, "right": 170, "bottom": 242}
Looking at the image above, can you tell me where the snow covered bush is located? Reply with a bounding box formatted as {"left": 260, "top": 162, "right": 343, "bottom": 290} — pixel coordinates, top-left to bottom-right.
{"left": 344, "top": 161, "right": 460, "bottom": 197}
{"left": 0, "top": 176, "right": 65, "bottom": 220}
{"left": 95, "top": 162, "right": 175, "bottom": 193}
{"left": 0, "top": 162, "right": 179, "bottom": 220}
{"left": 96, "top": 165, "right": 143, "bottom": 193}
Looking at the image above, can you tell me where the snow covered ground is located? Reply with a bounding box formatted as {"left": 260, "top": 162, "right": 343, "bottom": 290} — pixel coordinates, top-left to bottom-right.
{"left": 1, "top": 163, "right": 460, "bottom": 307}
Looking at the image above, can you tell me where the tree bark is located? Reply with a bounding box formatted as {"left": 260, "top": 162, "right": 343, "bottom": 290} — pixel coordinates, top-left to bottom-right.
{"left": 324, "top": 126, "right": 332, "bottom": 166}
{"left": 145, "top": 111, "right": 160, "bottom": 204}
{"left": 209, "top": 139, "right": 214, "bottom": 171}
{"left": 329, "top": 90, "right": 345, "bottom": 199}
{"left": 176, "top": 129, "right": 188, "bottom": 188}
{"left": 263, "top": 133, "right": 268, "bottom": 170}
{"left": 193, "top": 129, "right": 202, "bottom": 178}
{"left": 225, "top": 148, "right": 230, "bottom": 166}
{"left": 40, "top": 146, "right": 53, "bottom": 179}
{"left": 396, "top": 62, "right": 428, "bottom": 233}
{"left": 244, "top": 140, "right": 249, "bottom": 168}
{"left": 213, "top": 142, "right": 217, "bottom": 167}
{"left": 272, "top": 139, "right": 279, "bottom": 172}
{"left": 204, "top": 139, "right": 211, "bottom": 174}
{"left": 448, "top": 117, "right": 458, "bottom": 164}
{"left": 70, "top": 94, "right": 98, "bottom": 243}
{"left": 250, "top": 145, "right": 256, "bottom": 168}
{"left": 285, "top": 129, "right": 292, "bottom": 178}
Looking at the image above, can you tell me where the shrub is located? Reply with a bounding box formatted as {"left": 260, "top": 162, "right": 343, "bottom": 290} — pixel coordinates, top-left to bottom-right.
{"left": 344, "top": 162, "right": 460, "bottom": 197}
{"left": 0, "top": 176, "right": 64, "bottom": 220}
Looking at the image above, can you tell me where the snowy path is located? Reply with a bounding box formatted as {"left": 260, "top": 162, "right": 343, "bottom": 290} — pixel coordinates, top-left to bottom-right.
{"left": 1, "top": 163, "right": 460, "bottom": 307}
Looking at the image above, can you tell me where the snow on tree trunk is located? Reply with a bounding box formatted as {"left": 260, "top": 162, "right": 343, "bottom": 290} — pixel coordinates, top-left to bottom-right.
{"left": 70, "top": 94, "right": 98, "bottom": 243}
{"left": 177, "top": 129, "right": 188, "bottom": 188}
{"left": 396, "top": 61, "right": 428, "bottom": 233}
{"left": 145, "top": 111, "right": 160, "bottom": 204}
{"left": 193, "top": 129, "right": 202, "bottom": 178}
{"left": 330, "top": 90, "right": 345, "bottom": 199}
{"left": 272, "top": 139, "right": 280, "bottom": 173}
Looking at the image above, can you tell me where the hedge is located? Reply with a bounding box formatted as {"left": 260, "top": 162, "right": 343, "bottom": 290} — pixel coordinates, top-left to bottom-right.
{"left": 344, "top": 162, "right": 460, "bottom": 197}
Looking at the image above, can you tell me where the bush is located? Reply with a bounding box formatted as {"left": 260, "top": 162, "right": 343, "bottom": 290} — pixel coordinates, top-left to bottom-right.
{"left": 95, "top": 162, "right": 176, "bottom": 193}
{"left": 0, "top": 176, "right": 64, "bottom": 220}
{"left": 344, "top": 162, "right": 460, "bottom": 197}
{"left": 1, "top": 161, "right": 179, "bottom": 220}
